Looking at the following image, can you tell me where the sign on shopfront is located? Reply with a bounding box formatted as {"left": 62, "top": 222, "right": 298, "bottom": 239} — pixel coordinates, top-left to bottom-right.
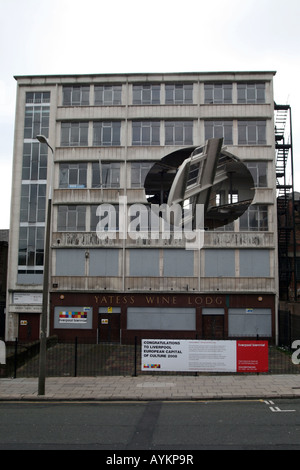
{"left": 141, "top": 339, "right": 268, "bottom": 373}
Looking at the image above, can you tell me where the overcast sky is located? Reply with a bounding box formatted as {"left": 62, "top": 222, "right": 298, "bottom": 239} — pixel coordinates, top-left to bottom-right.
{"left": 0, "top": 0, "right": 299, "bottom": 229}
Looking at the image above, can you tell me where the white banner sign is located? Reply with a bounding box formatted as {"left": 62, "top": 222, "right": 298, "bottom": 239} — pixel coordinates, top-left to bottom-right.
{"left": 141, "top": 339, "right": 237, "bottom": 372}
{"left": 13, "top": 292, "right": 43, "bottom": 305}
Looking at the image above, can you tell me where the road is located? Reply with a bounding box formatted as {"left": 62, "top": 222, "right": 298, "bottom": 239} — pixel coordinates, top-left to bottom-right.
{"left": 0, "top": 399, "right": 300, "bottom": 451}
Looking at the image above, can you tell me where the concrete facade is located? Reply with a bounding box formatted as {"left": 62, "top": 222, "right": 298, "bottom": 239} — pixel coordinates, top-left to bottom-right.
{"left": 6, "top": 71, "right": 278, "bottom": 344}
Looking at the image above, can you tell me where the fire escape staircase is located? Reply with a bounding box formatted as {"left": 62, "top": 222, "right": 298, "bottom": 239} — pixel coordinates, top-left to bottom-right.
{"left": 274, "top": 104, "right": 295, "bottom": 299}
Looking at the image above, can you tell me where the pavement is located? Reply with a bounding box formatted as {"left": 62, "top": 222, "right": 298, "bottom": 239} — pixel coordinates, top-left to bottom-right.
{"left": 1, "top": 374, "right": 300, "bottom": 401}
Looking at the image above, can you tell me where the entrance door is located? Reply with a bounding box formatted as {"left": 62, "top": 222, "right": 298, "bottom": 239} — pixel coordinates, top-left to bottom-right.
{"left": 18, "top": 314, "right": 40, "bottom": 342}
{"left": 98, "top": 307, "right": 121, "bottom": 342}
{"left": 202, "top": 315, "right": 224, "bottom": 339}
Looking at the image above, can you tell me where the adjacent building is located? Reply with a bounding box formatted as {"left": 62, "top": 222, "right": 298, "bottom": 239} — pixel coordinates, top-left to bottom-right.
{"left": 6, "top": 72, "right": 279, "bottom": 344}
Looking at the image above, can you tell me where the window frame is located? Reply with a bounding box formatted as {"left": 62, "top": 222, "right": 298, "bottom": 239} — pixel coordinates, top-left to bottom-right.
{"left": 132, "top": 121, "right": 160, "bottom": 146}
{"left": 24, "top": 106, "right": 50, "bottom": 140}
{"left": 165, "top": 84, "right": 193, "bottom": 104}
{"left": 132, "top": 84, "right": 161, "bottom": 105}
{"left": 57, "top": 205, "right": 87, "bottom": 232}
{"left": 165, "top": 120, "right": 193, "bottom": 145}
{"left": 62, "top": 85, "right": 90, "bottom": 106}
{"left": 204, "top": 120, "right": 233, "bottom": 145}
{"left": 131, "top": 162, "right": 154, "bottom": 188}
{"left": 93, "top": 121, "right": 121, "bottom": 146}
{"left": 237, "top": 83, "right": 266, "bottom": 104}
{"left": 60, "top": 122, "right": 89, "bottom": 147}
{"left": 59, "top": 163, "right": 87, "bottom": 189}
{"left": 18, "top": 226, "right": 45, "bottom": 269}
{"left": 92, "top": 162, "right": 121, "bottom": 188}
{"left": 204, "top": 83, "right": 232, "bottom": 104}
{"left": 239, "top": 205, "right": 268, "bottom": 231}
{"left": 238, "top": 120, "right": 267, "bottom": 145}
{"left": 94, "top": 85, "right": 122, "bottom": 105}
{"left": 245, "top": 162, "right": 268, "bottom": 187}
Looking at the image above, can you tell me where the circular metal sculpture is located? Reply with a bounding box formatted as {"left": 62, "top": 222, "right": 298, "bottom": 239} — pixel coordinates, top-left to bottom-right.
{"left": 144, "top": 138, "right": 255, "bottom": 229}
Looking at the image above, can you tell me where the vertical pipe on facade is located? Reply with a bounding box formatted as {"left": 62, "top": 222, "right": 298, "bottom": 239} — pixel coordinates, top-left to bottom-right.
{"left": 122, "top": 79, "right": 129, "bottom": 292}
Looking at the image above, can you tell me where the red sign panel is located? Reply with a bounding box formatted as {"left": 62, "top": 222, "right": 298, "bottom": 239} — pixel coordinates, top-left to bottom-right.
{"left": 236, "top": 341, "right": 268, "bottom": 373}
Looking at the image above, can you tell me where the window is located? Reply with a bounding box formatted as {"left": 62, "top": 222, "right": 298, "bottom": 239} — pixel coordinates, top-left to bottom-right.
{"left": 127, "top": 307, "right": 196, "bottom": 330}
{"left": 246, "top": 162, "right": 267, "bottom": 187}
{"left": 204, "top": 121, "right": 233, "bottom": 145}
{"left": 22, "top": 143, "right": 48, "bottom": 180}
{"left": 55, "top": 250, "right": 86, "bottom": 277}
{"left": 63, "top": 86, "right": 90, "bottom": 106}
{"left": 228, "top": 308, "right": 271, "bottom": 337}
{"left": 19, "top": 92, "right": 50, "bottom": 278}
{"left": 205, "top": 250, "right": 235, "bottom": 277}
{"left": 165, "top": 84, "right": 193, "bottom": 104}
{"left": 240, "top": 250, "right": 270, "bottom": 277}
{"left": 91, "top": 205, "right": 119, "bottom": 232}
{"left": 129, "top": 249, "right": 160, "bottom": 276}
{"left": 18, "top": 226, "right": 45, "bottom": 269}
{"left": 128, "top": 204, "right": 150, "bottom": 232}
{"left": 59, "top": 163, "right": 87, "bottom": 189}
{"left": 92, "top": 162, "right": 120, "bottom": 188}
{"left": 204, "top": 84, "right": 232, "bottom": 104}
{"left": 94, "top": 85, "right": 122, "bottom": 105}
{"left": 187, "top": 161, "right": 203, "bottom": 187}
{"left": 238, "top": 120, "right": 266, "bottom": 145}
{"left": 20, "top": 183, "right": 46, "bottom": 223}
{"left": 133, "top": 84, "right": 160, "bottom": 104}
{"left": 165, "top": 121, "right": 193, "bottom": 145}
{"left": 26, "top": 92, "right": 50, "bottom": 104}
{"left": 239, "top": 205, "right": 268, "bottom": 231}
{"left": 24, "top": 106, "right": 50, "bottom": 139}
{"left": 237, "top": 83, "right": 265, "bottom": 103}
{"left": 89, "top": 249, "right": 119, "bottom": 276}
{"left": 163, "top": 249, "right": 194, "bottom": 277}
{"left": 61, "top": 122, "right": 88, "bottom": 146}
{"left": 132, "top": 121, "right": 160, "bottom": 145}
{"left": 131, "top": 162, "right": 154, "bottom": 188}
{"left": 57, "top": 205, "right": 86, "bottom": 231}
{"left": 93, "top": 121, "right": 121, "bottom": 146}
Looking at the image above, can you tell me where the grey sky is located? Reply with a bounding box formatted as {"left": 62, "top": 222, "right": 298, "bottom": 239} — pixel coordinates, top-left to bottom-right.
{"left": 0, "top": 0, "right": 299, "bottom": 228}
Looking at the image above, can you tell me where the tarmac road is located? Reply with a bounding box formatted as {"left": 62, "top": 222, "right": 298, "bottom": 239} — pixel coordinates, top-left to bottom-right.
{"left": 1, "top": 399, "right": 300, "bottom": 451}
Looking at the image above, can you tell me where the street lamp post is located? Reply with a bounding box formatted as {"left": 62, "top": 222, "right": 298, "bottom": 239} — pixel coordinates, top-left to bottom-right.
{"left": 36, "top": 135, "right": 53, "bottom": 396}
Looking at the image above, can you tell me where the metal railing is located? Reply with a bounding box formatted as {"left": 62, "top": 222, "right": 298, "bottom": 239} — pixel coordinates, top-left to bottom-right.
{"left": 3, "top": 336, "right": 300, "bottom": 378}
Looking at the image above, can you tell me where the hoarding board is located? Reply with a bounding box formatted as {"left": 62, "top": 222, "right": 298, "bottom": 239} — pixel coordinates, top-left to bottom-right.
{"left": 236, "top": 340, "right": 268, "bottom": 372}
{"left": 141, "top": 339, "right": 268, "bottom": 373}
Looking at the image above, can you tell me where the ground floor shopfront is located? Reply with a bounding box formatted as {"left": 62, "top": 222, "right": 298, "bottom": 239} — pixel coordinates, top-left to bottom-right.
{"left": 49, "top": 292, "right": 276, "bottom": 344}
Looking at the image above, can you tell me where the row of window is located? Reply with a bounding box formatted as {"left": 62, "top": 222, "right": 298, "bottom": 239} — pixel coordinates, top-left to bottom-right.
{"left": 18, "top": 234, "right": 270, "bottom": 278}
{"left": 23, "top": 90, "right": 267, "bottom": 147}
{"left": 60, "top": 83, "right": 266, "bottom": 106}
{"left": 19, "top": 161, "right": 268, "bottom": 224}
{"left": 58, "top": 119, "right": 267, "bottom": 147}
{"left": 53, "top": 248, "right": 270, "bottom": 279}
{"left": 17, "top": 202, "right": 269, "bottom": 271}
{"left": 57, "top": 161, "right": 268, "bottom": 189}
{"left": 54, "top": 204, "right": 269, "bottom": 233}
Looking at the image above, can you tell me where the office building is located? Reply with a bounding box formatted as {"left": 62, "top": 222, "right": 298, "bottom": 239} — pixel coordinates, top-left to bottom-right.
{"left": 6, "top": 72, "right": 280, "bottom": 344}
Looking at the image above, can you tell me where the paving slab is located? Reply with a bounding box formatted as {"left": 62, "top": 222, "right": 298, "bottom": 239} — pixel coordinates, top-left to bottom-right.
{"left": 1, "top": 375, "right": 300, "bottom": 401}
